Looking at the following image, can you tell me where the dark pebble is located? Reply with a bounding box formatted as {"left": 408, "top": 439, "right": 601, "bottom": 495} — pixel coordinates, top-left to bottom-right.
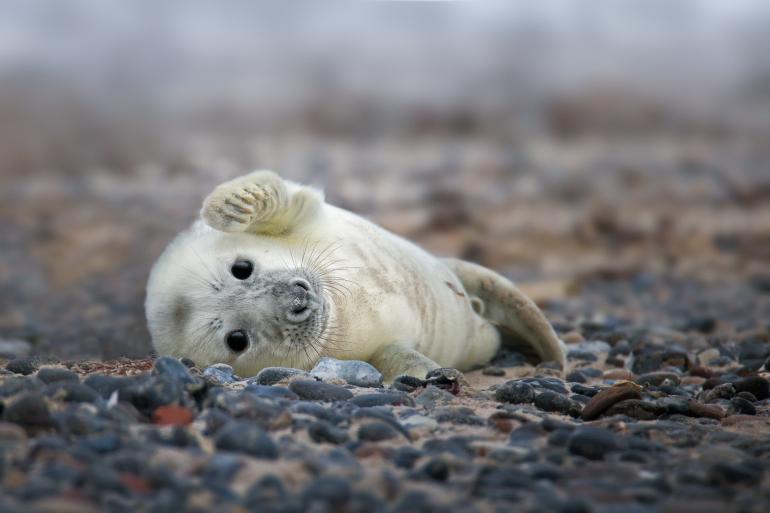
{"left": 495, "top": 381, "right": 535, "bottom": 404}
{"left": 730, "top": 396, "right": 757, "bottom": 415}
{"left": 44, "top": 382, "right": 101, "bottom": 403}
{"left": 733, "top": 376, "right": 769, "bottom": 400}
{"left": 534, "top": 391, "right": 579, "bottom": 416}
{"left": 358, "top": 421, "right": 398, "bottom": 442}
{"left": 6, "top": 357, "right": 40, "bottom": 376}
{"left": 635, "top": 371, "right": 681, "bottom": 387}
{"left": 567, "top": 427, "right": 624, "bottom": 460}
{"left": 83, "top": 374, "right": 134, "bottom": 399}
{"left": 391, "top": 375, "right": 424, "bottom": 393}
{"left": 605, "top": 399, "right": 664, "bottom": 420}
{"left": 288, "top": 380, "right": 353, "bottom": 402}
{"left": 433, "top": 406, "right": 485, "bottom": 425}
{"left": 254, "top": 367, "right": 308, "bottom": 386}
{"left": 153, "top": 356, "right": 196, "bottom": 385}
{"left": 0, "top": 376, "right": 43, "bottom": 397}
{"left": 735, "top": 391, "right": 758, "bottom": 402}
{"left": 393, "top": 446, "right": 424, "bottom": 469}
{"left": 3, "top": 392, "right": 52, "bottom": 430}
{"left": 36, "top": 367, "right": 79, "bottom": 384}
{"left": 707, "top": 458, "right": 764, "bottom": 486}
{"left": 415, "top": 458, "right": 450, "bottom": 481}
{"left": 214, "top": 420, "right": 278, "bottom": 458}
{"left": 509, "top": 423, "right": 547, "bottom": 446}
{"left": 245, "top": 384, "right": 299, "bottom": 401}
{"left": 571, "top": 384, "right": 599, "bottom": 397}
{"left": 307, "top": 420, "right": 349, "bottom": 444}
{"left": 244, "top": 474, "right": 293, "bottom": 510}
{"left": 302, "top": 476, "right": 351, "bottom": 510}
{"left": 567, "top": 350, "right": 598, "bottom": 362}
{"left": 349, "top": 392, "right": 414, "bottom": 407}
{"left": 565, "top": 370, "right": 587, "bottom": 383}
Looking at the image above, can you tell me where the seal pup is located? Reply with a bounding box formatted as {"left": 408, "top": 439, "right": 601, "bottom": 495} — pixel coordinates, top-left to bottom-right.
{"left": 145, "top": 171, "right": 565, "bottom": 380}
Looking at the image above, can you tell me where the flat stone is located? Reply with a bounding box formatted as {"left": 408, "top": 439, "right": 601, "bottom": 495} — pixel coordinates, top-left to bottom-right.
{"left": 36, "top": 367, "right": 79, "bottom": 384}
{"left": 349, "top": 392, "right": 414, "bottom": 407}
{"left": 357, "top": 421, "right": 399, "bottom": 442}
{"left": 288, "top": 380, "right": 353, "bottom": 402}
{"left": 310, "top": 357, "right": 383, "bottom": 388}
{"left": 252, "top": 367, "right": 310, "bottom": 386}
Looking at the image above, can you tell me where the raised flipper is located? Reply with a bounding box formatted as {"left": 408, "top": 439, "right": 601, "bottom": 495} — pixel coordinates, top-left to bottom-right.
{"left": 442, "top": 258, "right": 565, "bottom": 367}
{"left": 201, "top": 170, "right": 323, "bottom": 235}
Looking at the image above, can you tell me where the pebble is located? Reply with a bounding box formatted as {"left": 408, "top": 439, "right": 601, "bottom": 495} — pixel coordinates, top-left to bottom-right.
{"left": 0, "top": 338, "right": 32, "bottom": 359}
{"left": 6, "top": 357, "right": 42, "bottom": 376}
{"left": 3, "top": 392, "right": 53, "bottom": 431}
{"left": 153, "top": 356, "right": 196, "bottom": 385}
{"left": 729, "top": 397, "right": 756, "bottom": 415}
{"left": 414, "top": 385, "right": 455, "bottom": 407}
{"left": 567, "top": 427, "right": 624, "bottom": 460}
{"left": 733, "top": 376, "right": 769, "bottom": 400}
{"left": 36, "top": 367, "right": 79, "bottom": 384}
{"left": 253, "top": 367, "right": 310, "bottom": 385}
{"left": 605, "top": 399, "right": 664, "bottom": 420}
{"left": 635, "top": 371, "right": 680, "bottom": 387}
{"left": 495, "top": 381, "right": 536, "bottom": 404}
{"left": 534, "top": 391, "right": 581, "bottom": 417}
{"left": 202, "top": 364, "right": 237, "bottom": 384}
{"left": 288, "top": 380, "right": 353, "bottom": 402}
{"left": 214, "top": 420, "right": 278, "bottom": 458}
{"left": 581, "top": 381, "right": 642, "bottom": 421}
{"left": 307, "top": 420, "right": 349, "bottom": 444}
{"left": 357, "top": 421, "right": 399, "bottom": 442}
{"left": 350, "top": 392, "right": 414, "bottom": 407}
{"left": 391, "top": 375, "right": 424, "bottom": 393}
{"left": 310, "top": 357, "right": 383, "bottom": 387}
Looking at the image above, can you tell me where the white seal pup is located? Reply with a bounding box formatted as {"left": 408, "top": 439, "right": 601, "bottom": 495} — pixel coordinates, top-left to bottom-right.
{"left": 145, "top": 171, "right": 565, "bottom": 380}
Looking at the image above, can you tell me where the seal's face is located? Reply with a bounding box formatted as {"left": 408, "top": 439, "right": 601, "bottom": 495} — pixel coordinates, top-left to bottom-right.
{"left": 146, "top": 227, "right": 336, "bottom": 375}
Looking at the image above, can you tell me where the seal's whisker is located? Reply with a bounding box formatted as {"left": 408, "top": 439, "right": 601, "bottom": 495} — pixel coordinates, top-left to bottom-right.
{"left": 192, "top": 247, "right": 224, "bottom": 288}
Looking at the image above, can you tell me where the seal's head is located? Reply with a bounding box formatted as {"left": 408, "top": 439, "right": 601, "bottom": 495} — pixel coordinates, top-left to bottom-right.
{"left": 145, "top": 223, "right": 334, "bottom": 376}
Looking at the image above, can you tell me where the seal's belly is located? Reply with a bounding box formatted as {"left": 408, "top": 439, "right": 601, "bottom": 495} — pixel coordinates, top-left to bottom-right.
{"left": 317, "top": 208, "right": 486, "bottom": 367}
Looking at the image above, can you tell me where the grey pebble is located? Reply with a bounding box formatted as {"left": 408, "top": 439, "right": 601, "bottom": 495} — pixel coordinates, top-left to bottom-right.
{"left": 310, "top": 357, "right": 383, "bottom": 388}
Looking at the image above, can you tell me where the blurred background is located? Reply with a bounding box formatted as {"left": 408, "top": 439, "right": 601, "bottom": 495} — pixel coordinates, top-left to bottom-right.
{"left": 1, "top": 0, "right": 769, "bottom": 359}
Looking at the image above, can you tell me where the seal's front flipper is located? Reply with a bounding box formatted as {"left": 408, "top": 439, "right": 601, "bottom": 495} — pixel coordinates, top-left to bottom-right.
{"left": 368, "top": 344, "right": 440, "bottom": 382}
{"left": 201, "top": 170, "right": 323, "bottom": 235}
{"left": 441, "top": 258, "right": 565, "bottom": 368}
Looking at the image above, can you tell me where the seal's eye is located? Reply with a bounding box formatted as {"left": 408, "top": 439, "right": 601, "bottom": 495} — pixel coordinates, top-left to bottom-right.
{"left": 225, "top": 330, "right": 249, "bottom": 352}
{"left": 231, "top": 260, "right": 253, "bottom": 280}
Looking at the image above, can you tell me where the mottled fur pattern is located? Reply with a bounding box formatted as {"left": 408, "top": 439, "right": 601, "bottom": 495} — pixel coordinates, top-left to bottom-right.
{"left": 145, "top": 171, "right": 565, "bottom": 380}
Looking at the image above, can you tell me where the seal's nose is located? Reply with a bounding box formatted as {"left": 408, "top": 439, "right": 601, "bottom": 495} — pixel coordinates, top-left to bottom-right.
{"left": 225, "top": 330, "right": 249, "bottom": 353}
{"left": 286, "top": 277, "right": 314, "bottom": 323}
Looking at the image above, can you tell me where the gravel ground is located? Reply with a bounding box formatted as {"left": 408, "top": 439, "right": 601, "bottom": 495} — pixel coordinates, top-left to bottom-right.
{"left": 1, "top": 134, "right": 770, "bottom": 511}
{"left": 0, "top": 269, "right": 769, "bottom": 513}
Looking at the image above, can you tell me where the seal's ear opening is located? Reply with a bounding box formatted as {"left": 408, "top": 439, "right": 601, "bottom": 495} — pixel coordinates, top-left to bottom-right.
{"left": 441, "top": 257, "right": 566, "bottom": 368}
{"left": 470, "top": 296, "right": 484, "bottom": 316}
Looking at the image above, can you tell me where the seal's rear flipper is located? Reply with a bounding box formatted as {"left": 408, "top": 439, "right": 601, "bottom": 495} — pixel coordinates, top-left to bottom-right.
{"left": 441, "top": 258, "right": 565, "bottom": 367}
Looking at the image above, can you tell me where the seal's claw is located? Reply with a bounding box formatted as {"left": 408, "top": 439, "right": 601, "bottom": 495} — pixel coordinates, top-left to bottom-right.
{"left": 201, "top": 170, "right": 322, "bottom": 235}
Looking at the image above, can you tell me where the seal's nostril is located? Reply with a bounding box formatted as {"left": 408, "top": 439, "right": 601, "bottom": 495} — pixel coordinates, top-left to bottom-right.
{"left": 225, "top": 330, "right": 249, "bottom": 353}
{"left": 289, "top": 277, "right": 311, "bottom": 292}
